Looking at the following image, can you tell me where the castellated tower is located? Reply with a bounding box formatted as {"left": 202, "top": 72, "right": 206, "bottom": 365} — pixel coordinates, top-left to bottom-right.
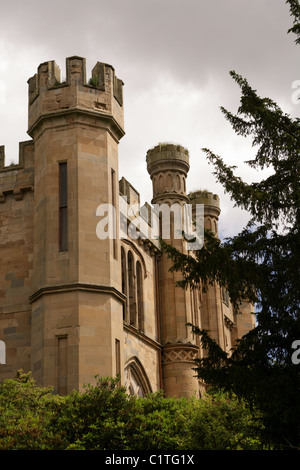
{"left": 147, "top": 144, "right": 199, "bottom": 397}
{"left": 7, "top": 56, "right": 124, "bottom": 393}
{"left": 0, "top": 56, "right": 255, "bottom": 397}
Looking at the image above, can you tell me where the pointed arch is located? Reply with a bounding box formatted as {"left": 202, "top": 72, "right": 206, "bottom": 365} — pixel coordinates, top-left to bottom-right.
{"left": 166, "top": 173, "right": 172, "bottom": 190}
{"left": 175, "top": 173, "right": 181, "bottom": 191}
{"left": 205, "top": 217, "right": 212, "bottom": 231}
{"left": 213, "top": 219, "right": 218, "bottom": 235}
{"left": 124, "top": 357, "right": 152, "bottom": 397}
{"left": 122, "top": 239, "right": 147, "bottom": 278}
{"left": 158, "top": 174, "right": 164, "bottom": 192}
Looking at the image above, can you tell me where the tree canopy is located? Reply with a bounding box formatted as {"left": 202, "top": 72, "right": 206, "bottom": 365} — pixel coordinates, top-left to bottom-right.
{"left": 161, "top": 0, "right": 300, "bottom": 449}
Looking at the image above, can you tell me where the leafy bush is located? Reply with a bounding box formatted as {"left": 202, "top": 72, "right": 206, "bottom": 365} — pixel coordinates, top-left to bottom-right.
{"left": 0, "top": 370, "right": 66, "bottom": 450}
{"left": 0, "top": 371, "right": 266, "bottom": 450}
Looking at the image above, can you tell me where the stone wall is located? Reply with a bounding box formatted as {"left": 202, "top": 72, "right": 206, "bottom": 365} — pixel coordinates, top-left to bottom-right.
{"left": 0, "top": 140, "right": 34, "bottom": 379}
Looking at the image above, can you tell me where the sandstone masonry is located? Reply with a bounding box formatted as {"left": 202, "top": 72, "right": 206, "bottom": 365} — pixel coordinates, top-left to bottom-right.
{"left": 0, "top": 56, "right": 255, "bottom": 397}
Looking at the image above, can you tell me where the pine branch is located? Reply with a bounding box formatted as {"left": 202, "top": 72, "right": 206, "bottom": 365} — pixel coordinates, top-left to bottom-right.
{"left": 286, "top": 0, "right": 300, "bottom": 44}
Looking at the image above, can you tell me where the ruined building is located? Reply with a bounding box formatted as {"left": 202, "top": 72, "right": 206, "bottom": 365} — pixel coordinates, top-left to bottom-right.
{"left": 0, "top": 57, "right": 255, "bottom": 396}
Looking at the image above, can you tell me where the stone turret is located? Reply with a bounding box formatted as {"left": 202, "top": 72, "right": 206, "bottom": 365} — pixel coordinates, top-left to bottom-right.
{"left": 146, "top": 143, "right": 189, "bottom": 204}
{"left": 189, "top": 190, "right": 220, "bottom": 236}
{"left": 147, "top": 143, "right": 199, "bottom": 398}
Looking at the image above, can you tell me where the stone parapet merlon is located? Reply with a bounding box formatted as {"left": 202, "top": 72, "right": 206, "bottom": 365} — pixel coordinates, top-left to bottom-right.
{"left": 146, "top": 143, "right": 190, "bottom": 204}
{"left": 0, "top": 141, "right": 34, "bottom": 202}
{"left": 27, "top": 56, "right": 124, "bottom": 140}
{"left": 189, "top": 189, "right": 220, "bottom": 236}
{"left": 146, "top": 143, "right": 190, "bottom": 176}
{"left": 189, "top": 189, "right": 220, "bottom": 214}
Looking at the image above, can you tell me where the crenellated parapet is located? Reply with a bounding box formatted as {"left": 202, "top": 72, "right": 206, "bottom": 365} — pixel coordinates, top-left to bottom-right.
{"left": 27, "top": 56, "right": 124, "bottom": 141}
{"left": 146, "top": 143, "right": 190, "bottom": 204}
{"left": 146, "top": 143, "right": 189, "bottom": 175}
{"left": 189, "top": 189, "right": 220, "bottom": 212}
{"left": 0, "top": 141, "right": 34, "bottom": 202}
{"left": 189, "top": 190, "right": 220, "bottom": 236}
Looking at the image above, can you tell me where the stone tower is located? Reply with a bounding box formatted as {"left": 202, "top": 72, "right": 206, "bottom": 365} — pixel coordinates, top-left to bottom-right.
{"left": 27, "top": 56, "right": 125, "bottom": 393}
{"left": 189, "top": 190, "right": 225, "bottom": 348}
{"left": 146, "top": 144, "right": 199, "bottom": 397}
{"left": 0, "top": 56, "right": 256, "bottom": 397}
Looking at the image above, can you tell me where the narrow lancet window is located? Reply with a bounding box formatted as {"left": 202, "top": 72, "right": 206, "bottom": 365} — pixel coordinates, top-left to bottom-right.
{"left": 57, "top": 335, "right": 68, "bottom": 395}
{"left": 59, "top": 162, "right": 68, "bottom": 251}
{"left": 121, "top": 248, "right": 127, "bottom": 321}
{"left": 136, "top": 261, "right": 144, "bottom": 332}
{"left": 111, "top": 168, "right": 117, "bottom": 259}
{"left": 128, "top": 251, "right": 136, "bottom": 326}
{"left": 115, "top": 338, "right": 121, "bottom": 386}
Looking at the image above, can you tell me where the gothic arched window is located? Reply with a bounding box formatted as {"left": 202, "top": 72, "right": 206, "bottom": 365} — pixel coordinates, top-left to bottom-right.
{"left": 128, "top": 251, "right": 136, "bottom": 326}
{"left": 121, "top": 248, "right": 127, "bottom": 322}
{"left": 136, "top": 261, "right": 144, "bottom": 332}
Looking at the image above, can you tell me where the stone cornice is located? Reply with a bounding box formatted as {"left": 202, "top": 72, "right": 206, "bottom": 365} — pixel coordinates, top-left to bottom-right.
{"left": 28, "top": 108, "right": 125, "bottom": 143}
{"left": 123, "top": 323, "right": 162, "bottom": 351}
{"left": 29, "top": 282, "right": 126, "bottom": 304}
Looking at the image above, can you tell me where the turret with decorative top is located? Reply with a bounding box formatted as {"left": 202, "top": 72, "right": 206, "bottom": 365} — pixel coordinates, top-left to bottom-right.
{"left": 147, "top": 143, "right": 200, "bottom": 397}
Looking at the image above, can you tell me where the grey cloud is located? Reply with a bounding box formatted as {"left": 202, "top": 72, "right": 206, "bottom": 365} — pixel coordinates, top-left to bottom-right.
{"left": 0, "top": 0, "right": 298, "bottom": 237}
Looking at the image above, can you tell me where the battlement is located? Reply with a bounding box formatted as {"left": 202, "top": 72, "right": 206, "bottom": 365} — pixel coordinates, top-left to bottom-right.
{"left": 119, "top": 177, "right": 140, "bottom": 207}
{"left": 27, "top": 56, "right": 124, "bottom": 139}
{"left": 146, "top": 143, "right": 189, "bottom": 177}
{"left": 189, "top": 190, "right": 220, "bottom": 212}
{"left": 28, "top": 56, "right": 123, "bottom": 104}
{"left": 0, "top": 141, "right": 34, "bottom": 202}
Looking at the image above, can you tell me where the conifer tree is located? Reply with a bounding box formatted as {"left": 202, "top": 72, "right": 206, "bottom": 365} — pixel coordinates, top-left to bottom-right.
{"left": 161, "top": 0, "right": 300, "bottom": 449}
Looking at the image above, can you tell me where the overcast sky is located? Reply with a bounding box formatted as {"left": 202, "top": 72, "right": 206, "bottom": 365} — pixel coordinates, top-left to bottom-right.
{"left": 0, "top": 0, "right": 298, "bottom": 239}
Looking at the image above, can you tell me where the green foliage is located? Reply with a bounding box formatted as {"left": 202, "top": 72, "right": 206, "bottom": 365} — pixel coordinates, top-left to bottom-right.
{"left": 89, "top": 75, "right": 99, "bottom": 87}
{"left": 186, "top": 391, "right": 265, "bottom": 450}
{"left": 286, "top": 0, "right": 300, "bottom": 43}
{"left": 0, "top": 371, "right": 66, "bottom": 450}
{"left": 0, "top": 372, "right": 266, "bottom": 450}
{"left": 58, "top": 376, "right": 137, "bottom": 450}
{"left": 127, "top": 392, "right": 192, "bottom": 450}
